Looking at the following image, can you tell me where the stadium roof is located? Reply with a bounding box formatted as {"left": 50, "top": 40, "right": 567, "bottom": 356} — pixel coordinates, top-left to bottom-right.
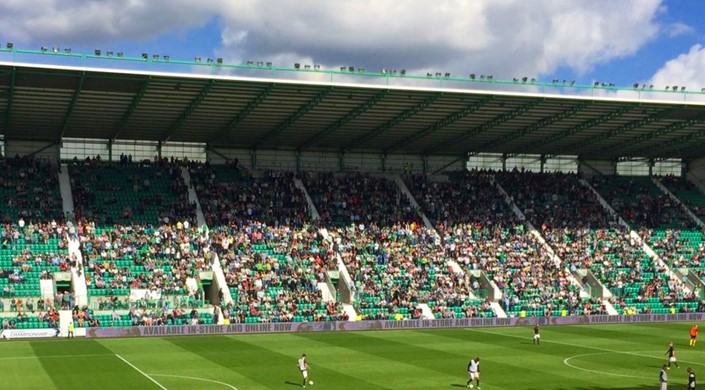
{"left": 1, "top": 61, "right": 705, "bottom": 159}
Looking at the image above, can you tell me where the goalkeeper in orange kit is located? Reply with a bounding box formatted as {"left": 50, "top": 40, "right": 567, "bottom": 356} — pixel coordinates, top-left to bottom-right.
{"left": 690, "top": 324, "right": 698, "bottom": 347}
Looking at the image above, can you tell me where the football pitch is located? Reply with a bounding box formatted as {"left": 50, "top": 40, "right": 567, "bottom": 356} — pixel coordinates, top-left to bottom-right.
{"left": 0, "top": 322, "right": 700, "bottom": 389}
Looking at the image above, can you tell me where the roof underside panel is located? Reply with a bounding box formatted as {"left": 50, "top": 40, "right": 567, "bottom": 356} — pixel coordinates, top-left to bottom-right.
{"left": 1, "top": 63, "right": 705, "bottom": 159}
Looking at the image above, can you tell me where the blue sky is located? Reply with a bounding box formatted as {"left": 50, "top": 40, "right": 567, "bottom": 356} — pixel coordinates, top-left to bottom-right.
{"left": 0, "top": 0, "right": 704, "bottom": 91}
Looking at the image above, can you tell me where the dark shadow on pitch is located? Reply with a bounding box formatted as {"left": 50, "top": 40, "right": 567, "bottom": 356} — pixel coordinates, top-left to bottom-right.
{"left": 284, "top": 381, "right": 303, "bottom": 387}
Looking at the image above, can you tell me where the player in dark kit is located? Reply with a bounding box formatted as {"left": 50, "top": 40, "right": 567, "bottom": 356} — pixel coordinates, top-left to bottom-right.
{"left": 533, "top": 324, "right": 540, "bottom": 345}
{"left": 665, "top": 342, "right": 679, "bottom": 369}
{"left": 687, "top": 367, "right": 696, "bottom": 389}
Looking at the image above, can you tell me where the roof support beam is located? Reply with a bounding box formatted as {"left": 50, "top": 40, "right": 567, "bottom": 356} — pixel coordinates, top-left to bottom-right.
{"left": 425, "top": 101, "right": 541, "bottom": 155}
{"left": 58, "top": 71, "right": 86, "bottom": 140}
{"left": 252, "top": 87, "right": 333, "bottom": 149}
{"left": 162, "top": 79, "right": 215, "bottom": 142}
{"left": 385, "top": 96, "right": 495, "bottom": 153}
{"left": 2, "top": 67, "right": 16, "bottom": 136}
{"left": 347, "top": 93, "right": 443, "bottom": 149}
{"left": 299, "top": 89, "right": 389, "bottom": 150}
{"left": 110, "top": 76, "right": 151, "bottom": 141}
{"left": 614, "top": 113, "right": 705, "bottom": 156}
{"left": 526, "top": 105, "right": 634, "bottom": 152}
{"left": 208, "top": 84, "right": 275, "bottom": 144}
{"left": 478, "top": 103, "right": 588, "bottom": 152}
{"left": 563, "top": 106, "right": 683, "bottom": 154}
{"left": 630, "top": 125, "right": 705, "bottom": 157}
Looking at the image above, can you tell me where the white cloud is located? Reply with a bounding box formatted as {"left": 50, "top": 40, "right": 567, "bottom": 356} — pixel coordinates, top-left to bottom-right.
{"left": 649, "top": 44, "right": 705, "bottom": 92}
{"left": 664, "top": 22, "right": 695, "bottom": 38}
{"left": 0, "top": 0, "right": 220, "bottom": 44}
{"left": 0, "top": 0, "right": 665, "bottom": 81}
{"left": 216, "top": 0, "right": 663, "bottom": 79}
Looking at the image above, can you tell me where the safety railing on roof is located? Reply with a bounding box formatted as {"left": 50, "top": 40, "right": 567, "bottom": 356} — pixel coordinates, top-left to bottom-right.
{"left": 2, "top": 46, "right": 705, "bottom": 103}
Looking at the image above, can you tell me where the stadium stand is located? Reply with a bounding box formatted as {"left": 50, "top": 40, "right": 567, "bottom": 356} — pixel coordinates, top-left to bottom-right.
{"left": 7, "top": 58, "right": 705, "bottom": 332}
{"left": 69, "top": 158, "right": 196, "bottom": 226}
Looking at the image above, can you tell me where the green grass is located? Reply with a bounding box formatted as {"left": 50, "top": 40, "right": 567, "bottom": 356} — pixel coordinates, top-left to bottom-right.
{"left": 0, "top": 323, "right": 702, "bottom": 389}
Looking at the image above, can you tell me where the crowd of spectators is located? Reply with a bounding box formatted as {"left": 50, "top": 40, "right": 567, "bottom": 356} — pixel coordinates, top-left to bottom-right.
{"left": 79, "top": 222, "right": 211, "bottom": 298}
{"left": 0, "top": 156, "right": 64, "bottom": 223}
{"left": 6, "top": 156, "right": 705, "bottom": 324}
{"left": 190, "top": 165, "right": 309, "bottom": 228}
{"left": 658, "top": 175, "right": 705, "bottom": 221}
{"left": 213, "top": 222, "right": 347, "bottom": 323}
{"left": 407, "top": 170, "right": 576, "bottom": 316}
{"left": 69, "top": 157, "right": 196, "bottom": 226}
{"left": 591, "top": 175, "right": 695, "bottom": 229}
{"left": 303, "top": 172, "right": 420, "bottom": 227}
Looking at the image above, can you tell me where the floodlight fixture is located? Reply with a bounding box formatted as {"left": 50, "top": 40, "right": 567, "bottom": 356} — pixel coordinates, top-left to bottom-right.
{"left": 304, "top": 64, "right": 311, "bottom": 69}
{"left": 400, "top": 69, "right": 406, "bottom": 76}
{"left": 52, "top": 47, "right": 59, "bottom": 53}
{"left": 164, "top": 55, "right": 170, "bottom": 61}
{"left": 257, "top": 61, "right": 264, "bottom": 67}
{"left": 106, "top": 51, "right": 113, "bottom": 57}
{"left": 64, "top": 48, "right": 72, "bottom": 54}
{"left": 194, "top": 56, "right": 202, "bottom": 62}
{"left": 358, "top": 67, "right": 365, "bottom": 73}
{"left": 6, "top": 43, "right": 13, "bottom": 49}
{"left": 570, "top": 80, "right": 575, "bottom": 86}
{"left": 381, "top": 68, "right": 387, "bottom": 74}
{"left": 152, "top": 54, "right": 159, "bottom": 61}
{"left": 207, "top": 58, "right": 214, "bottom": 64}
{"left": 266, "top": 62, "right": 272, "bottom": 67}
{"left": 444, "top": 72, "right": 451, "bottom": 78}
{"left": 340, "top": 66, "right": 346, "bottom": 72}
{"left": 513, "top": 78, "right": 519, "bottom": 82}
{"left": 469, "top": 74, "right": 475, "bottom": 80}
{"left": 435, "top": 72, "right": 441, "bottom": 78}
{"left": 633, "top": 83, "right": 639, "bottom": 89}
{"left": 594, "top": 81, "right": 600, "bottom": 87}
{"left": 480, "top": 75, "right": 486, "bottom": 80}
{"left": 427, "top": 73, "right": 433, "bottom": 77}
{"left": 681, "top": 86, "right": 686, "bottom": 91}
{"left": 314, "top": 64, "right": 320, "bottom": 70}
{"left": 531, "top": 78, "right": 536, "bottom": 83}
{"left": 41, "top": 46, "right": 48, "bottom": 53}
{"left": 94, "top": 49, "right": 101, "bottom": 56}
{"left": 294, "top": 63, "right": 301, "bottom": 69}
{"left": 117, "top": 52, "right": 123, "bottom": 58}
{"left": 142, "top": 53, "right": 149, "bottom": 60}
{"left": 348, "top": 66, "right": 355, "bottom": 72}
{"left": 522, "top": 77, "right": 528, "bottom": 82}
{"left": 487, "top": 75, "right": 493, "bottom": 80}
{"left": 216, "top": 58, "right": 223, "bottom": 64}
{"left": 247, "top": 60, "right": 254, "bottom": 66}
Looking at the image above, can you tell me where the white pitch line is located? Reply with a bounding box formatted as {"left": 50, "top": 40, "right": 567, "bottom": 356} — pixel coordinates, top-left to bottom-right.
{"left": 563, "top": 352, "right": 654, "bottom": 380}
{"left": 115, "top": 354, "right": 168, "bottom": 390}
{"left": 467, "top": 327, "right": 705, "bottom": 367}
{"left": 150, "top": 374, "right": 239, "bottom": 390}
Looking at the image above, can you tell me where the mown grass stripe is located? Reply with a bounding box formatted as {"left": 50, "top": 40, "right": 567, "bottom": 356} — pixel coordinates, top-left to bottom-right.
{"left": 166, "top": 334, "right": 393, "bottom": 390}
{"left": 30, "top": 339, "right": 159, "bottom": 389}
